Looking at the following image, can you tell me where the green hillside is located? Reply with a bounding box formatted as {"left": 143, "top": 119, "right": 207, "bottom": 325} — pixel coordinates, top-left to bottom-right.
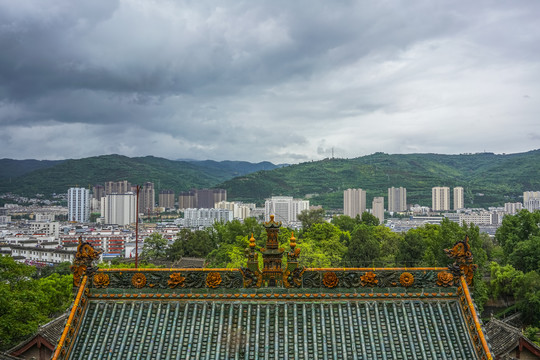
{"left": 0, "top": 155, "right": 249, "bottom": 197}
{"left": 219, "top": 150, "right": 540, "bottom": 208}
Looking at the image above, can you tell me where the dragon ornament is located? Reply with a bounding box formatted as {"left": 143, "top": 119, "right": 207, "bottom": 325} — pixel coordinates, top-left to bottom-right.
{"left": 445, "top": 235, "right": 478, "bottom": 285}
{"left": 70, "top": 237, "right": 103, "bottom": 288}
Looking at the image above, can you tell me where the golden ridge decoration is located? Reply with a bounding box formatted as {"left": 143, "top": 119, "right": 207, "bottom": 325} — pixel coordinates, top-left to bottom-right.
{"left": 168, "top": 273, "right": 186, "bottom": 288}
{"left": 445, "top": 235, "right": 478, "bottom": 285}
{"left": 131, "top": 273, "right": 147, "bottom": 288}
{"left": 322, "top": 272, "right": 339, "bottom": 288}
{"left": 360, "top": 271, "right": 378, "bottom": 286}
{"left": 399, "top": 272, "right": 415, "bottom": 287}
{"left": 92, "top": 273, "right": 110, "bottom": 288}
{"left": 437, "top": 271, "right": 454, "bottom": 287}
{"left": 206, "top": 272, "right": 222, "bottom": 288}
{"left": 70, "top": 237, "right": 103, "bottom": 288}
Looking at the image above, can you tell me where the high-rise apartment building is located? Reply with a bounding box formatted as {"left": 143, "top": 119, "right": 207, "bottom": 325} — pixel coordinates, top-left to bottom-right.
{"left": 387, "top": 187, "right": 407, "bottom": 212}
{"left": 453, "top": 187, "right": 464, "bottom": 210}
{"left": 139, "top": 182, "right": 155, "bottom": 214}
{"left": 524, "top": 191, "right": 540, "bottom": 203}
{"left": 264, "top": 196, "right": 309, "bottom": 225}
{"left": 68, "top": 187, "right": 90, "bottom": 223}
{"left": 177, "top": 189, "right": 227, "bottom": 209}
{"left": 504, "top": 202, "right": 523, "bottom": 215}
{"left": 432, "top": 187, "right": 450, "bottom": 211}
{"left": 178, "top": 191, "right": 196, "bottom": 210}
{"left": 159, "top": 190, "right": 175, "bottom": 209}
{"left": 524, "top": 191, "right": 540, "bottom": 211}
{"left": 102, "top": 193, "right": 137, "bottom": 226}
{"left": 343, "top": 188, "right": 366, "bottom": 217}
{"left": 372, "top": 197, "right": 385, "bottom": 224}
{"left": 92, "top": 185, "right": 105, "bottom": 200}
{"left": 105, "top": 180, "right": 132, "bottom": 195}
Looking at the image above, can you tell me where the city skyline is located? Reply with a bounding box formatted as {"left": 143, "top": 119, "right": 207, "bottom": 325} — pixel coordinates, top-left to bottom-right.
{"left": 1, "top": 1, "right": 539, "bottom": 163}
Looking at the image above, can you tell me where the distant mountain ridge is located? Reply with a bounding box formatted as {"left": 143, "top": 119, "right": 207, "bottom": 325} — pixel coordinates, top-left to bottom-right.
{"left": 218, "top": 150, "right": 540, "bottom": 209}
{"left": 1, "top": 151, "right": 539, "bottom": 209}
{"left": 0, "top": 155, "right": 283, "bottom": 198}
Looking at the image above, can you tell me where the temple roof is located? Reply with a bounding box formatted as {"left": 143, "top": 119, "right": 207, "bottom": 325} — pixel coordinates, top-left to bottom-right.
{"left": 70, "top": 299, "right": 474, "bottom": 359}
{"left": 52, "top": 230, "right": 493, "bottom": 359}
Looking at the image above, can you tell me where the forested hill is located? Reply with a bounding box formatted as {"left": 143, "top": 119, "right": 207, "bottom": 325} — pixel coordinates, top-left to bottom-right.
{"left": 0, "top": 155, "right": 282, "bottom": 198}
{"left": 219, "top": 150, "right": 540, "bottom": 209}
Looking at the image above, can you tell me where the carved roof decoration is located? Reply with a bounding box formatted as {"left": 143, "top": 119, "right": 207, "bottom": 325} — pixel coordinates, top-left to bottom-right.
{"left": 52, "top": 220, "right": 492, "bottom": 360}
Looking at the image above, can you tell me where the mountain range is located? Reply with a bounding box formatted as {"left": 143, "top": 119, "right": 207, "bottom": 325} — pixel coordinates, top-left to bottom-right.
{"left": 1, "top": 150, "right": 539, "bottom": 209}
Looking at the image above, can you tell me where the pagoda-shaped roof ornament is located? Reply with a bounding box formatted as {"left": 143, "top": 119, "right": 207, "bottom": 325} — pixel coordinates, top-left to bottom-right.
{"left": 264, "top": 214, "right": 282, "bottom": 228}
{"left": 260, "top": 215, "right": 284, "bottom": 287}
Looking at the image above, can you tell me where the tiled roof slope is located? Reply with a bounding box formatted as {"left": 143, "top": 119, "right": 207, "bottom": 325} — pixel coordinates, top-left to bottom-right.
{"left": 69, "top": 299, "right": 476, "bottom": 360}
{"left": 485, "top": 317, "right": 522, "bottom": 356}
{"left": 54, "top": 230, "right": 492, "bottom": 360}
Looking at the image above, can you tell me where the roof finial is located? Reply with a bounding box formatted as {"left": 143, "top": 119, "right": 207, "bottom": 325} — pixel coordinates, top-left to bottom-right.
{"left": 290, "top": 231, "right": 296, "bottom": 249}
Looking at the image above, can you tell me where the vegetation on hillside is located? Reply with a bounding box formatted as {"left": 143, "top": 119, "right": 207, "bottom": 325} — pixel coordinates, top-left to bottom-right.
{"left": 220, "top": 150, "right": 540, "bottom": 208}
{"left": 0, "top": 155, "right": 280, "bottom": 198}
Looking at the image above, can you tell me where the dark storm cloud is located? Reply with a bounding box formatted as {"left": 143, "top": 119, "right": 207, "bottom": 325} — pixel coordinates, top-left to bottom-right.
{"left": 1, "top": 0, "right": 539, "bottom": 161}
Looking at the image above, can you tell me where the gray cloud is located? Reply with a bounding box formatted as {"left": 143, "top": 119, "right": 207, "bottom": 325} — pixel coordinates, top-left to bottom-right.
{"left": 1, "top": 0, "right": 539, "bottom": 162}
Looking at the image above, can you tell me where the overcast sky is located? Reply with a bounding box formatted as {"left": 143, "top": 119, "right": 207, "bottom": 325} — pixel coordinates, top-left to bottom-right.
{"left": 1, "top": 1, "right": 539, "bottom": 163}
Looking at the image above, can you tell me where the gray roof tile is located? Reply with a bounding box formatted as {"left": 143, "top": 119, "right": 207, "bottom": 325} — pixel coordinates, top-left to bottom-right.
{"left": 68, "top": 299, "right": 479, "bottom": 360}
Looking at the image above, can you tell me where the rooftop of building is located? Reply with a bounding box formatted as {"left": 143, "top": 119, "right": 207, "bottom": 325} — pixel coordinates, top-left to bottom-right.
{"left": 52, "top": 216, "right": 493, "bottom": 360}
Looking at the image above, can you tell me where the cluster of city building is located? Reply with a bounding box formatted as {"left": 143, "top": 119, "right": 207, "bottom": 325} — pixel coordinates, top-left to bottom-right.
{"left": 2, "top": 181, "right": 540, "bottom": 267}
{"left": 344, "top": 187, "right": 540, "bottom": 235}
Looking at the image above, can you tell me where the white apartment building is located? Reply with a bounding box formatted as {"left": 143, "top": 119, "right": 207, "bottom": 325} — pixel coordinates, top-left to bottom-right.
{"left": 523, "top": 191, "right": 540, "bottom": 203}
{"left": 182, "top": 208, "right": 234, "bottom": 228}
{"left": 343, "top": 189, "right": 366, "bottom": 217}
{"left": 0, "top": 216, "right": 11, "bottom": 225}
{"left": 453, "top": 187, "right": 464, "bottom": 210}
{"left": 60, "top": 229, "right": 131, "bottom": 257}
{"left": 30, "top": 221, "right": 60, "bottom": 238}
{"left": 215, "top": 201, "right": 253, "bottom": 220}
{"left": 34, "top": 214, "right": 55, "bottom": 222}
{"left": 388, "top": 187, "right": 407, "bottom": 212}
{"left": 102, "top": 193, "right": 137, "bottom": 226}
{"left": 264, "top": 196, "right": 309, "bottom": 225}
{"left": 523, "top": 191, "right": 540, "bottom": 212}
{"left": 372, "top": 197, "right": 385, "bottom": 224}
{"left": 504, "top": 202, "right": 523, "bottom": 215}
{"left": 68, "top": 187, "right": 90, "bottom": 223}
{"left": 10, "top": 243, "right": 76, "bottom": 265}
{"left": 432, "top": 187, "right": 451, "bottom": 211}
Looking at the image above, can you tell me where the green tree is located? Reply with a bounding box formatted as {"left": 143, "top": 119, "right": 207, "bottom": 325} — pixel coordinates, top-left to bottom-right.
{"left": 514, "top": 271, "right": 540, "bottom": 325}
{"left": 331, "top": 215, "right": 359, "bottom": 233}
{"left": 496, "top": 210, "right": 540, "bottom": 258}
{"left": 0, "top": 256, "right": 73, "bottom": 351}
{"left": 508, "top": 236, "right": 540, "bottom": 273}
{"left": 396, "top": 229, "right": 425, "bottom": 267}
{"left": 344, "top": 224, "right": 380, "bottom": 267}
{"left": 141, "top": 233, "right": 168, "bottom": 261}
{"left": 490, "top": 262, "right": 523, "bottom": 306}
{"left": 361, "top": 212, "right": 380, "bottom": 226}
{"left": 297, "top": 208, "right": 325, "bottom": 230}
{"left": 298, "top": 222, "right": 348, "bottom": 267}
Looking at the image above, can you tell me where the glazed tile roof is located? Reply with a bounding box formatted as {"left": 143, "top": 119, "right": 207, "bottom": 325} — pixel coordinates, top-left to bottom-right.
{"left": 53, "top": 233, "right": 492, "bottom": 360}
{"left": 69, "top": 299, "right": 476, "bottom": 360}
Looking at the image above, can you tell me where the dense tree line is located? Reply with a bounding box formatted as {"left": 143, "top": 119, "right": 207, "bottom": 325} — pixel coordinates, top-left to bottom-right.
{"left": 0, "top": 257, "right": 73, "bottom": 351}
